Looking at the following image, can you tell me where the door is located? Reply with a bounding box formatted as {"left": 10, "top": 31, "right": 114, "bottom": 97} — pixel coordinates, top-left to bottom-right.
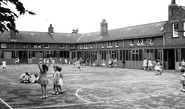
{"left": 164, "top": 49, "right": 175, "bottom": 70}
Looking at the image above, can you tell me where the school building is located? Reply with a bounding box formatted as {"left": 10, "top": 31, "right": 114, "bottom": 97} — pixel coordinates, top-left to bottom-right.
{"left": 0, "top": 0, "right": 185, "bottom": 70}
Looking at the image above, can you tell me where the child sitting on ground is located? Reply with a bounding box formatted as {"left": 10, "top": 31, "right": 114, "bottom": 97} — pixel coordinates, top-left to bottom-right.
{"left": 57, "top": 67, "right": 64, "bottom": 94}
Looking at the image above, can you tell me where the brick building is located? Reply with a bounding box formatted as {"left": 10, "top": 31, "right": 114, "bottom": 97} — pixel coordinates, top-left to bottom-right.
{"left": 0, "top": 0, "right": 185, "bottom": 70}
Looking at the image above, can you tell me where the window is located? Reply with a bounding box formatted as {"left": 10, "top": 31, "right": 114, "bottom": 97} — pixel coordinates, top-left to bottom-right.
{"left": 1, "top": 43, "right": 6, "bottom": 48}
{"left": 115, "top": 42, "right": 119, "bottom": 47}
{"left": 32, "top": 44, "right": 37, "bottom": 48}
{"left": 173, "top": 23, "right": 179, "bottom": 38}
{"left": 23, "top": 44, "right": 28, "bottom": 48}
{"left": 149, "top": 38, "right": 154, "bottom": 46}
{"left": 45, "top": 44, "right": 49, "bottom": 48}
{"left": 137, "top": 39, "right": 146, "bottom": 46}
{"left": 107, "top": 42, "right": 113, "bottom": 48}
{"left": 60, "top": 44, "right": 65, "bottom": 49}
{"left": 70, "top": 45, "right": 75, "bottom": 49}
{"left": 101, "top": 43, "right": 105, "bottom": 48}
{"left": 80, "top": 45, "right": 82, "bottom": 49}
{"left": 90, "top": 44, "right": 93, "bottom": 49}
{"left": 37, "top": 44, "right": 41, "bottom": 48}
{"left": 84, "top": 44, "right": 88, "bottom": 49}
{"left": 130, "top": 40, "right": 134, "bottom": 47}
{"left": 46, "top": 51, "right": 53, "bottom": 58}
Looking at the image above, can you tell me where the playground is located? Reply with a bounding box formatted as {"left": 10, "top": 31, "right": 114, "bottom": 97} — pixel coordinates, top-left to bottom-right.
{"left": 0, "top": 64, "right": 185, "bottom": 109}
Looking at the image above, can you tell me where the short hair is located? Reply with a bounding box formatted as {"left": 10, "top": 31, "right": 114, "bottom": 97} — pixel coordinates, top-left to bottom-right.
{"left": 57, "top": 67, "right": 62, "bottom": 72}
{"left": 181, "top": 69, "right": 185, "bottom": 73}
{"left": 42, "top": 64, "right": 48, "bottom": 72}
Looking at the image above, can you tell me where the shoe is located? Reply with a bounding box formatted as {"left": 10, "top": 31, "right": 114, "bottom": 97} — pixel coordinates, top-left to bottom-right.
{"left": 59, "top": 91, "right": 64, "bottom": 94}
{"left": 52, "top": 92, "right": 57, "bottom": 95}
{"left": 56, "top": 92, "right": 59, "bottom": 95}
{"left": 40, "top": 96, "right": 45, "bottom": 99}
{"left": 181, "top": 90, "right": 185, "bottom": 92}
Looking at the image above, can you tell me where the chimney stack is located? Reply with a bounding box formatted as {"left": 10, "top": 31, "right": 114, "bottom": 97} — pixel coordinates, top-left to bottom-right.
{"left": 168, "top": 0, "right": 179, "bottom": 19}
{"left": 48, "top": 24, "right": 54, "bottom": 34}
{"left": 100, "top": 19, "right": 108, "bottom": 36}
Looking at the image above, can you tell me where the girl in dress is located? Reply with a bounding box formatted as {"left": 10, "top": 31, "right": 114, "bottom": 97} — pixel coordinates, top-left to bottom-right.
{"left": 143, "top": 58, "right": 148, "bottom": 70}
{"left": 52, "top": 66, "right": 59, "bottom": 95}
{"left": 2, "top": 59, "right": 6, "bottom": 71}
{"left": 38, "top": 60, "right": 50, "bottom": 99}
{"left": 147, "top": 58, "right": 153, "bottom": 71}
{"left": 57, "top": 67, "right": 64, "bottom": 94}
{"left": 154, "top": 59, "right": 163, "bottom": 75}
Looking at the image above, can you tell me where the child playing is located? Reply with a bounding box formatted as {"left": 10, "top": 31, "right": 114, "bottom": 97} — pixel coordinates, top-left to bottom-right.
{"left": 147, "top": 58, "right": 153, "bottom": 71}
{"left": 57, "top": 67, "right": 64, "bottom": 94}
{"left": 102, "top": 59, "right": 106, "bottom": 67}
{"left": 180, "top": 69, "right": 185, "bottom": 92}
{"left": 52, "top": 66, "right": 60, "bottom": 95}
{"left": 2, "top": 59, "right": 6, "bottom": 71}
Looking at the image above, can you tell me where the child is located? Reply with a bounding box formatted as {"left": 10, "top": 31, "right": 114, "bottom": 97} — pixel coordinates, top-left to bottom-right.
{"left": 122, "top": 58, "right": 125, "bottom": 68}
{"left": 180, "top": 69, "right": 185, "bottom": 92}
{"left": 52, "top": 66, "right": 60, "bottom": 95}
{"left": 102, "top": 59, "right": 106, "bottom": 67}
{"left": 147, "top": 59, "right": 153, "bottom": 71}
{"left": 57, "top": 67, "right": 64, "bottom": 94}
{"left": 154, "top": 60, "right": 163, "bottom": 75}
{"left": 2, "top": 59, "right": 6, "bottom": 71}
{"left": 37, "top": 60, "right": 50, "bottom": 99}
{"left": 143, "top": 58, "right": 148, "bottom": 70}
{"left": 76, "top": 60, "right": 81, "bottom": 71}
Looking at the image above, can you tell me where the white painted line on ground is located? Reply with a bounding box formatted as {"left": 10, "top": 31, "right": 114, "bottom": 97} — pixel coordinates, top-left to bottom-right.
{"left": 23, "top": 103, "right": 90, "bottom": 109}
{"left": 0, "top": 98, "right": 13, "bottom": 109}
{"left": 75, "top": 88, "right": 95, "bottom": 104}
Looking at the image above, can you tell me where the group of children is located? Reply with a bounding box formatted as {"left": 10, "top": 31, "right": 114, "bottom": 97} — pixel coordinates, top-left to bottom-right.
{"left": 143, "top": 58, "right": 163, "bottom": 75}
{"left": 52, "top": 66, "right": 64, "bottom": 95}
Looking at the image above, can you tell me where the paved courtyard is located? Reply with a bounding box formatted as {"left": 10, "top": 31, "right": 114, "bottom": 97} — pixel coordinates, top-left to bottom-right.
{"left": 0, "top": 64, "right": 185, "bottom": 109}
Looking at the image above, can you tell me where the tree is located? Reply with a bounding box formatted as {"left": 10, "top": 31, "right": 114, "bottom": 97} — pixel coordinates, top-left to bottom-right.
{"left": 0, "top": 0, "right": 35, "bottom": 33}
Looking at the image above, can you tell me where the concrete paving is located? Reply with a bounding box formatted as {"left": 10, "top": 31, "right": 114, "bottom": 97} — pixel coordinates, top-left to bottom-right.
{"left": 0, "top": 64, "right": 184, "bottom": 109}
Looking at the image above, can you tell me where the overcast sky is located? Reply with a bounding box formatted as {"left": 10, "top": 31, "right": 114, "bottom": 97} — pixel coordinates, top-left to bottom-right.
{"left": 15, "top": 0, "right": 185, "bottom": 33}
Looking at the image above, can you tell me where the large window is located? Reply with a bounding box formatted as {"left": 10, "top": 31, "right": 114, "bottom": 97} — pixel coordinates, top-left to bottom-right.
{"left": 173, "top": 23, "right": 179, "bottom": 38}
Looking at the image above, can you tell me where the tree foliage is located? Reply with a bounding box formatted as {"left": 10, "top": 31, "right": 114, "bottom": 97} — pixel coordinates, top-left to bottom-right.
{"left": 0, "top": 0, "right": 35, "bottom": 33}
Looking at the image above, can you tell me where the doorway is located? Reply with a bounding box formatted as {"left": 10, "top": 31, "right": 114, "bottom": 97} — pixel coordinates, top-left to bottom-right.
{"left": 163, "top": 49, "right": 175, "bottom": 70}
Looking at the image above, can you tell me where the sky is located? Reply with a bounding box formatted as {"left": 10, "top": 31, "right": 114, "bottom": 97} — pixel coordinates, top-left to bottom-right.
{"left": 14, "top": 0, "right": 185, "bottom": 33}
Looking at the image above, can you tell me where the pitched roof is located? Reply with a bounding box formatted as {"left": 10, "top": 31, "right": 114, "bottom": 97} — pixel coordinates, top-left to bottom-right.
{"left": 77, "top": 21, "right": 166, "bottom": 43}
{"left": 0, "top": 31, "right": 82, "bottom": 43}
{"left": 0, "top": 21, "right": 166, "bottom": 44}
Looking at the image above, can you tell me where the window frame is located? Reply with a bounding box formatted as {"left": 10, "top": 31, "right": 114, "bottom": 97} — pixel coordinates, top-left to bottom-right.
{"left": 172, "top": 23, "right": 179, "bottom": 38}
{"left": 1, "top": 43, "right": 6, "bottom": 48}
